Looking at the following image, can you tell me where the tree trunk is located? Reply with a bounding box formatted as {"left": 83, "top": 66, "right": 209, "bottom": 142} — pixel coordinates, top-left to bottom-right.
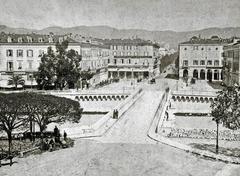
{"left": 7, "top": 131, "right": 12, "bottom": 156}
{"left": 216, "top": 121, "right": 219, "bottom": 154}
{"left": 29, "top": 116, "right": 33, "bottom": 141}
{"left": 40, "top": 126, "right": 44, "bottom": 150}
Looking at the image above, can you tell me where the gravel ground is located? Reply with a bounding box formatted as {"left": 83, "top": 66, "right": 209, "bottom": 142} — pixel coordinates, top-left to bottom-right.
{"left": 1, "top": 80, "right": 239, "bottom": 175}
{"left": 0, "top": 139, "right": 229, "bottom": 176}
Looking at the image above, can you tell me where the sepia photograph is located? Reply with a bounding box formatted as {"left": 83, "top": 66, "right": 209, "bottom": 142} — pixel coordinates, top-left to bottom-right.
{"left": 0, "top": 0, "right": 240, "bottom": 175}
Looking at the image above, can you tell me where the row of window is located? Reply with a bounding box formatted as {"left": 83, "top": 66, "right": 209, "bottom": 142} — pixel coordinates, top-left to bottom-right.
{"left": 113, "top": 59, "right": 149, "bottom": 65}
{"left": 7, "top": 36, "right": 56, "bottom": 43}
{"left": 113, "top": 51, "right": 150, "bottom": 57}
{"left": 7, "top": 60, "right": 36, "bottom": 71}
{"left": 183, "top": 46, "right": 219, "bottom": 51}
{"left": 111, "top": 45, "right": 143, "bottom": 50}
{"left": 6, "top": 49, "right": 45, "bottom": 57}
{"left": 81, "top": 50, "right": 110, "bottom": 57}
{"left": 183, "top": 60, "right": 220, "bottom": 66}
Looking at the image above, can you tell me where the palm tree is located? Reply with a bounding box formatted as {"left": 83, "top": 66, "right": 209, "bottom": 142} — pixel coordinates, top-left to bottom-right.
{"left": 8, "top": 74, "right": 25, "bottom": 89}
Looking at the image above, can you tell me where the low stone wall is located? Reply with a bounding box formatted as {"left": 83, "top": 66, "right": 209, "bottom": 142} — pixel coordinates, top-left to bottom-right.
{"left": 164, "top": 128, "right": 240, "bottom": 141}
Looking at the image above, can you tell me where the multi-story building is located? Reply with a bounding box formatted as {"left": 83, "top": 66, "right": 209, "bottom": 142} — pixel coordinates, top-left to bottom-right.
{"left": 0, "top": 33, "right": 80, "bottom": 81}
{"left": 222, "top": 39, "right": 240, "bottom": 85}
{"left": 102, "top": 38, "right": 160, "bottom": 79}
{"left": 179, "top": 36, "right": 230, "bottom": 82}
{"left": 79, "top": 42, "right": 113, "bottom": 84}
{"left": 80, "top": 43, "right": 112, "bottom": 71}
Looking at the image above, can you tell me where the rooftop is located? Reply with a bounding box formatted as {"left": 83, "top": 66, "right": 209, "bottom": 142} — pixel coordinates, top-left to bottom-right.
{"left": 180, "top": 36, "right": 232, "bottom": 45}
{"left": 80, "top": 42, "right": 110, "bottom": 49}
{"left": 100, "top": 38, "right": 160, "bottom": 48}
{"left": 0, "top": 32, "right": 78, "bottom": 44}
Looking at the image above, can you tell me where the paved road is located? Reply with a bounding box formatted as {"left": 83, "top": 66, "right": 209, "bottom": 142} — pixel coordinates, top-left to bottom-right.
{"left": 97, "top": 90, "right": 163, "bottom": 144}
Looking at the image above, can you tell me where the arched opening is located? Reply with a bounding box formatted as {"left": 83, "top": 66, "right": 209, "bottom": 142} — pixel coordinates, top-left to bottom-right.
{"left": 183, "top": 69, "right": 188, "bottom": 78}
{"left": 181, "top": 96, "right": 185, "bottom": 102}
{"left": 193, "top": 69, "right": 198, "bottom": 79}
{"left": 204, "top": 97, "right": 209, "bottom": 103}
{"left": 200, "top": 69, "right": 205, "bottom": 80}
{"left": 195, "top": 97, "right": 199, "bottom": 102}
{"left": 214, "top": 70, "right": 219, "bottom": 80}
{"left": 103, "top": 96, "right": 107, "bottom": 101}
{"left": 119, "top": 71, "right": 125, "bottom": 79}
{"left": 207, "top": 70, "right": 212, "bottom": 82}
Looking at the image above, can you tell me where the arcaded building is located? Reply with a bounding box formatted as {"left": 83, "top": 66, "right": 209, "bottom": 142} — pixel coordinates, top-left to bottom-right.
{"left": 102, "top": 39, "right": 160, "bottom": 79}
{"left": 179, "top": 36, "right": 229, "bottom": 82}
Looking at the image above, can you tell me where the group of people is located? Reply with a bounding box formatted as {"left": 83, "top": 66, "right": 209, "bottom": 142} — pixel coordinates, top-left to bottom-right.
{"left": 167, "top": 128, "right": 240, "bottom": 141}
{"left": 42, "top": 126, "right": 68, "bottom": 151}
{"left": 113, "top": 109, "right": 119, "bottom": 119}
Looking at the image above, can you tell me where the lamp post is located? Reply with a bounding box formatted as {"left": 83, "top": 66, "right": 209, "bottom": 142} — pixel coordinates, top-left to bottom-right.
{"left": 29, "top": 74, "right": 33, "bottom": 91}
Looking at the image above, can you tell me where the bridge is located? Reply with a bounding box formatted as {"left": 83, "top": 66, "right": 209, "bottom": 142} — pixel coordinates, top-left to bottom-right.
{"left": 171, "top": 90, "right": 218, "bottom": 103}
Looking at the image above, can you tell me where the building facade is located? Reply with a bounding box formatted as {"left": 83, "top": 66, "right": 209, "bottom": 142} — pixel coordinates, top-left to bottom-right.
{"left": 79, "top": 43, "right": 112, "bottom": 71}
{"left": 0, "top": 33, "right": 80, "bottom": 81}
{"left": 222, "top": 39, "right": 240, "bottom": 86}
{"left": 179, "top": 36, "right": 229, "bottom": 82}
{"left": 102, "top": 39, "right": 160, "bottom": 79}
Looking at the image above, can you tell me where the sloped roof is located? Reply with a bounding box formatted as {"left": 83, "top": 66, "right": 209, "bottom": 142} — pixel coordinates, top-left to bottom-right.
{"left": 180, "top": 37, "right": 231, "bottom": 45}
{"left": 80, "top": 42, "right": 110, "bottom": 49}
{"left": 0, "top": 32, "right": 78, "bottom": 44}
{"left": 100, "top": 38, "right": 159, "bottom": 48}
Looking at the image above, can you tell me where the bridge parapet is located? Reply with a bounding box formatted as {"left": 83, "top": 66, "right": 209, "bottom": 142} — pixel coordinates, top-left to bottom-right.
{"left": 48, "top": 92, "right": 130, "bottom": 101}
{"left": 172, "top": 90, "right": 218, "bottom": 103}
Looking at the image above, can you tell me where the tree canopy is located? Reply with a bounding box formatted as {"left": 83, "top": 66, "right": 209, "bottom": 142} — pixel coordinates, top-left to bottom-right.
{"left": 160, "top": 52, "right": 179, "bottom": 73}
{"left": 0, "top": 92, "right": 82, "bottom": 155}
{"left": 211, "top": 86, "right": 240, "bottom": 130}
{"left": 35, "top": 40, "right": 82, "bottom": 90}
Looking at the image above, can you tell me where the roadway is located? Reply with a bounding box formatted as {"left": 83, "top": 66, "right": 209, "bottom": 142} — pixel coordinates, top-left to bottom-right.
{"left": 97, "top": 90, "right": 163, "bottom": 144}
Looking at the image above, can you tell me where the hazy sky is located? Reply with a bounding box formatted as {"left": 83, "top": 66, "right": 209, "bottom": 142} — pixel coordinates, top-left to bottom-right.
{"left": 0, "top": 0, "right": 240, "bottom": 31}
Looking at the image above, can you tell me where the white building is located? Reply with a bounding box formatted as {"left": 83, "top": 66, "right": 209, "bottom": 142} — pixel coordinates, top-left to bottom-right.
{"left": 179, "top": 36, "right": 230, "bottom": 82}
{"left": 80, "top": 43, "right": 112, "bottom": 72}
{"left": 0, "top": 33, "right": 80, "bottom": 81}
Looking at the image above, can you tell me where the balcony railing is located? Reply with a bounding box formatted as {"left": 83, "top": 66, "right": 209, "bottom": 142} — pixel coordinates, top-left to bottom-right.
{"left": 113, "top": 55, "right": 153, "bottom": 58}
{"left": 108, "top": 64, "right": 149, "bottom": 69}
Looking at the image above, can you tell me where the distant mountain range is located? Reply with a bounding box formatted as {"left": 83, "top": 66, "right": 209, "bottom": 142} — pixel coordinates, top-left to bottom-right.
{"left": 0, "top": 25, "right": 240, "bottom": 49}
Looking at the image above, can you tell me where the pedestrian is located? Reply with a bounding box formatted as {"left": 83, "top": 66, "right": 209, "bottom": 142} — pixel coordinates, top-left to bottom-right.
{"left": 116, "top": 110, "right": 119, "bottom": 119}
{"left": 54, "top": 126, "right": 60, "bottom": 143}
{"left": 113, "top": 109, "right": 116, "bottom": 119}
{"left": 64, "top": 131, "right": 67, "bottom": 140}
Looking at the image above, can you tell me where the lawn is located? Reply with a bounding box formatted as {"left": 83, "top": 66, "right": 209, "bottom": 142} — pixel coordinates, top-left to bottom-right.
{"left": 174, "top": 115, "right": 216, "bottom": 129}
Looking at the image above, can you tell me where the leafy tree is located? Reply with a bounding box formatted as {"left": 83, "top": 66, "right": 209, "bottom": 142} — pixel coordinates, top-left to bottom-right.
{"left": 211, "top": 86, "right": 240, "bottom": 153}
{"left": 160, "top": 52, "right": 179, "bottom": 73}
{"left": 35, "top": 40, "right": 82, "bottom": 90}
{"left": 0, "top": 93, "right": 27, "bottom": 156}
{"left": 34, "top": 47, "right": 56, "bottom": 90}
{"left": 8, "top": 74, "right": 25, "bottom": 89}
{"left": 22, "top": 93, "right": 82, "bottom": 136}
